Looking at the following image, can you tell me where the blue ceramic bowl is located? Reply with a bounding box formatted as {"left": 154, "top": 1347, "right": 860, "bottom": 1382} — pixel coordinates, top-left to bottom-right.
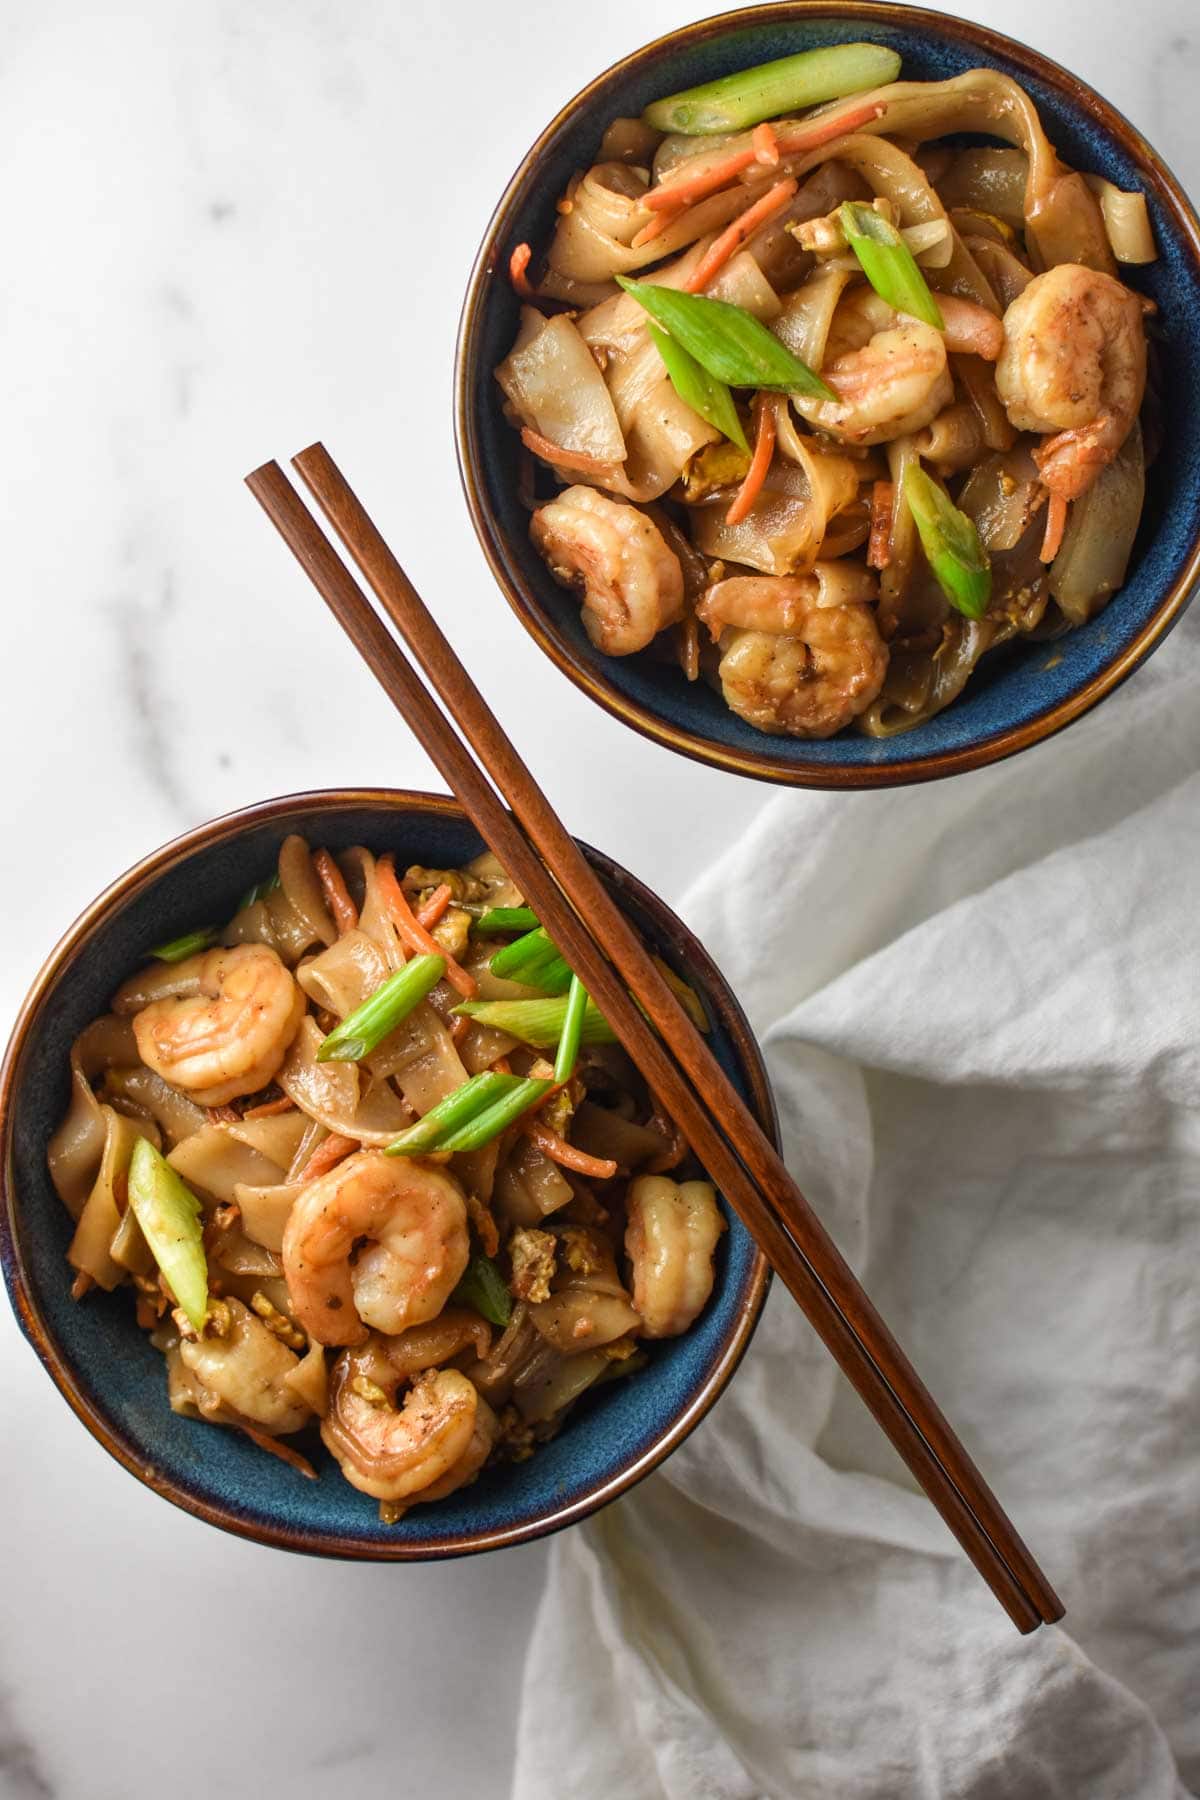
{"left": 0, "top": 791, "right": 773, "bottom": 1558}
{"left": 456, "top": 2, "right": 1200, "bottom": 787}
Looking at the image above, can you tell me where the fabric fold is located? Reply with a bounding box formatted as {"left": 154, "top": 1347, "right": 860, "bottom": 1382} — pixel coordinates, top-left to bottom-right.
{"left": 514, "top": 613, "right": 1199, "bottom": 1799}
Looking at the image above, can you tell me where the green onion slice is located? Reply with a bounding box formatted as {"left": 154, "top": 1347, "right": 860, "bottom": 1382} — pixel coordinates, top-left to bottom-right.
{"left": 452, "top": 1254, "right": 512, "bottom": 1328}
{"left": 473, "top": 906, "right": 540, "bottom": 935}
{"left": 386, "top": 1071, "right": 524, "bottom": 1156}
{"left": 554, "top": 975, "right": 589, "bottom": 1084}
{"left": 237, "top": 871, "right": 281, "bottom": 912}
{"left": 489, "top": 926, "right": 573, "bottom": 995}
{"left": 649, "top": 324, "right": 749, "bottom": 451}
{"left": 150, "top": 928, "right": 218, "bottom": 963}
{"left": 127, "top": 1138, "right": 208, "bottom": 1332}
{"left": 385, "top": 1071, "right": 551, "bottom": 1157}
{"left": 452, "top": 996, "right": 616, "bottom": 1050}
{"left": 617, "top": 277, "right": 834, "bottom": 400}
{"left": 839, "top": 202, "right": 944, "bottom": 329}
{"left": 438, "top": 1077, "right": 552, "bottom": 1152}
{"left": 643, "top": 43, "right": 902, "bottom": 135}
{"left": 317, "top": 955, "right": 445, "bottom": 1063}
{"left": 903, "top": 464, "right": 992, "bottom": 620}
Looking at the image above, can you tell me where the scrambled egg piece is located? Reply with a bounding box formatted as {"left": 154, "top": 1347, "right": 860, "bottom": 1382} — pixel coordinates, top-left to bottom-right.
{"left": 509, "top": 1227, "right": 557, "bottom": 1304}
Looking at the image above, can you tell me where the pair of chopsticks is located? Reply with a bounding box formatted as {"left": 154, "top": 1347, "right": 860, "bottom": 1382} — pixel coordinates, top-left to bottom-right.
{"left": 247, "top": 444, "right": 1063, "bottom": 1635}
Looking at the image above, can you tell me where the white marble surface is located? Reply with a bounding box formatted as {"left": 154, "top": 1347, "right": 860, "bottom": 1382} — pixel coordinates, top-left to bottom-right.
{"left": 0, "top": 3, "right": 1195, "bottom": 1796}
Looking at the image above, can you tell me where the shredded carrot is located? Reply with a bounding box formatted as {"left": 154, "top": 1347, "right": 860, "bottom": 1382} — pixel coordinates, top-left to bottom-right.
{"left": 645, "top": 100, "right": 885, "bottom": 218}
{"left": 753, "top": 121, "right": 780, "bottom": 165}
{"left": 630, "top": 210, "right": 673, "bottom": 250}
{"left": 243, "top": 1095, "right": 296, "bottom": 1119}
{"left": 449, "top": 1014, "right": 471, "bottom": 1046}
{"left": 1040, "top": 490, "right": 1069, "bottom": 563}
{"left": 237, "top": 1422, "right": 318, "bottom": 1479}
{"left": 645, "top": 145, "right": 760, "bottom": 213}
{"left": 376, "top": 855, "right": 477, "bottom": 998}
{"left": 774, "top": 99, "right": 888, "bottom": 158}
{"left": 687, "top": 177, "right": 798, "bottom": 294}
{"left": 524, "top": 1118, "right": 618, "bottom": 1180}
{"left": 519, "top": 426, "right": 614, "bottom": 477}
{"left": 509, "top": 242, "right": 536, "bottom": 300}
{"left": 725, "top": 397, "right": 776, "bottom": 526}
{"left": 70, "top": 1270, "right": 94, "bottom": 1301}
{"left": 296, "top": 1131, "right": 359, "bottom": 1184}
{"left": 490, "top": 1054, "right": 513, "bottom": 1075}
{"left": 868, "top": 480, "right": 895, "bottom": 570}
{"left": 415, "top": 882, "right": 453, "bottom": 931}
{"left": 313, "top": 848, "right": 358, "bottom": 935}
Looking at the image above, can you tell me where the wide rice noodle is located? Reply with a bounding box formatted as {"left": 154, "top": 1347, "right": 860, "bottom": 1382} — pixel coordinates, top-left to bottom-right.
{"left": 48, "top": 1015, "right": 142, "bottom": 1213}
{"left": 68, "top": 1107, "right": 159, "bottom": 1290}
{"left": 544, "top": 162, "right": 764, "bottom": 289}
{"left": 297, "top": 928, "right": 390, "bottom": 1019}
{"left": 1051, "top": 421, "right": 1145, "bottom": 624}
{"left": 1083, "top": 176, "right": 1157, "bottom": 264}
{"left": 278, "top": 1016, "right": 413, "bottom": 1146}
{"left": 778, "top": 71, "right": 1115, "bottom": 274}
{"left": 496, "top": 308, "right": 626, "bottom": 465}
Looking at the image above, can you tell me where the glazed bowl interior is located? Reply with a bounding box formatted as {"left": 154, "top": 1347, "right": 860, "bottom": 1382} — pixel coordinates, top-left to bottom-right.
{"left": 456, "top": 2, "right": 1200, "bottom": 787}
{"left": 1, "top": 791, "right": 772, "bottom": 1558}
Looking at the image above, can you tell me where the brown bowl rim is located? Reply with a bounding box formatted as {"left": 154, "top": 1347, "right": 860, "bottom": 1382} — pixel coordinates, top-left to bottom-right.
{"left": 0, "top": 787, "right": 774, "bottom": 1559}
{"left": 455, "top": 0, "right": 1200, "bottom": 790}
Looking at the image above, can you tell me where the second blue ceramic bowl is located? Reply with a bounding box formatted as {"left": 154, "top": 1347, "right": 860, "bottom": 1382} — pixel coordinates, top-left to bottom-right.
{"left": 456, "top": 2, "right": 1200, "bottom": 787}
{"left": 0, "top": 790, "right": 773, "bottom": 1558}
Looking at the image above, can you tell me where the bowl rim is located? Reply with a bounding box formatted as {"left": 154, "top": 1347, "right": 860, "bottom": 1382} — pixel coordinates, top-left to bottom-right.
{"left": 455, "top": 0, "right": 1200, "bottom": 789}
{"left": 0, "top": 786, "right": 774, "bottom": 1559}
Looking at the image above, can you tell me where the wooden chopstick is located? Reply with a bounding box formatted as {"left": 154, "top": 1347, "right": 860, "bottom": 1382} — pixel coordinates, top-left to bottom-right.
{"left": 246, "top": 449, "right": 1063, "bottom": 1634}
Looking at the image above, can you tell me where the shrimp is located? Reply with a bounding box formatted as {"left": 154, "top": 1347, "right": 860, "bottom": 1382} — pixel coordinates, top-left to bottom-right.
{"left": 995, "top": 263, "right": 1147, "bottom": 500}
{"left": 322, "top": 1356, "right": 479, "bottom": 1502}
{"left": 697, "top": 567, "right": 878, "bottom": 636}
{"left": 282, "top": 1149, "right": 469, "bottom": 1346}
{"left": 402, "top": 1392, "right": 499, "bottom": 1506}
{"left": 625, "top": 1176, "right": 726, "bottom": 1339}
{"left": 530, "top": 485, "right": 684, "bottom": 654}
{"left": 796, "top": 288, "right": 1002, "bottom": 446}
{"left": 715, "top": 601, "right": 888, "bottom": 739}
{"left": 131, "top": 943, "right": 305, "bottom": 1107}
{"left": 177, "top": 1298, "right": 313, "bottom": 1434}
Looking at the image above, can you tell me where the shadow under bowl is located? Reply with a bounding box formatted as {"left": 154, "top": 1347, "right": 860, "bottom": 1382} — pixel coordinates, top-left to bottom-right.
{"left": 0, "top": 789, "right": 774, "bottom": 1557}
{"left": 456, "top": 1, "right": 1200, "bottom": 787}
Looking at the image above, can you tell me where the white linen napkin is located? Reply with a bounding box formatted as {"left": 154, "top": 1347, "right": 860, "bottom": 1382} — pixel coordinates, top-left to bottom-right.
{"left": 513, "top": 612, "right": 1200, "bottom": 1800}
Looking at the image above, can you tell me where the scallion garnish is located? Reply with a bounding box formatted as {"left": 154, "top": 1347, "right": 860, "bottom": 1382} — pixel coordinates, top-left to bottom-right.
{"left": 385, "top": 1072, "right": 523, "bottom": 1156}
{"left": 473, "top": 906, "right": 540, "bottom": 935}
{"left": 384, "top": 1071, "right": 551, "bottom": 1156}
{"left": 554, "top": 975, "right": 589, "bottom": 1084}
{"left": 150, "top": 928, "right": 219, "bottom": 963}
{"left": 316, "top": 954, "right": 445, "bottom": 1063}
{"left": 489, "top": 926, "right": 573, "bottom": 995}
{"left": 452, "top": 1254, "right": 513, "bottom": 1327}
{"left": 648, "top": 324, "right": 749, "bottom": 452}
{"left": 903, "top": 465, "right": 992, "bottom": 620}
{"left": 237, "top": 871, "right": 281, "bottom": 911}
{"left": 616, "top": 277, "right": 834, "bottom": 401}
{"left": 452, "top": 995, "right": 617, "bottom": 1049}
{"left": 642, "top": 43, "right": 902, "bottom": 135}
{"left": 839, "top": 202, "right": 944, "bottom": 330}
{"left": 127, "top": 1138, "right": 208, "bottom": 1332}
{"left": 438, "top": 1077, "right": 552, "bottom": 1151}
